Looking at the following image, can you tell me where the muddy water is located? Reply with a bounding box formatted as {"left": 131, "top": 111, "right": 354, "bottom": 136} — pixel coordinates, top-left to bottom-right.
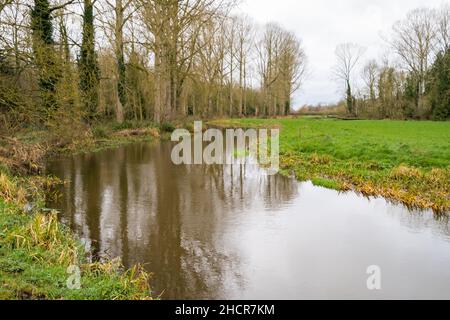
{"left": 46, "top": 141, "right": 450, "bottom": 300}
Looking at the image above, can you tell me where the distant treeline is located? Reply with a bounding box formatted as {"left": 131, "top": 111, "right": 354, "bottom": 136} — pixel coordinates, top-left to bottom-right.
{"left": 329, "top": 5, "right": 450, "bottom": 121}
{"left": 0, "top": 0, "right": 307, "bottom": 133}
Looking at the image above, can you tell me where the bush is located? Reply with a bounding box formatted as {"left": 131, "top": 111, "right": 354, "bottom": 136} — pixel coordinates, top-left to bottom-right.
{"left": 160, "top": 122, "right": 176, "bottom": 133}
{"left": 92, "top": 126, "right": 109, "bottom": 139}
{"left": 111, "top": 121, "right": 134, "bottom": 131}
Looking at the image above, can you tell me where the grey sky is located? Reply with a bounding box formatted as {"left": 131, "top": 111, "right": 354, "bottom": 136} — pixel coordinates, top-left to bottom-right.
{"left": 237, "top": 0, "right": 447, "bottom": 107}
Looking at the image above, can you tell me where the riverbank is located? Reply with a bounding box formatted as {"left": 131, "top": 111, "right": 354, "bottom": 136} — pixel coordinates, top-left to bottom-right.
{"left": 208, "top": 118, "right": 450, "bottom": 213}
{"left": 0, "top": 121, "right": 163, "bottom": 299}
{"left": 1, "top": 121, "right": 163, "bottom": 174}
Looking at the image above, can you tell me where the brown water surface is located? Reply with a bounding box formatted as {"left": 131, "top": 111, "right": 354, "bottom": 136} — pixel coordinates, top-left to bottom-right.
{"left": 46, "top": 141, "right": 450, "bottom": 299}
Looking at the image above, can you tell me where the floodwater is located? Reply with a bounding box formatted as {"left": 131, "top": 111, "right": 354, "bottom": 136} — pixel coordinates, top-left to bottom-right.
{"left": 46, "top": 141, "right": 450, "bottom": 300}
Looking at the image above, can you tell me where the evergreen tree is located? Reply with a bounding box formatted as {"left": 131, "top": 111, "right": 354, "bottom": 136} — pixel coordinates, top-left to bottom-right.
{"left": 403, "top": 74, "right": 419, "bottom": 119}
{"left": 428, "top": 50, "right": 450, "bottom": 120}
{"left": 346, "top": 80, "right": 353, "bottom": 115}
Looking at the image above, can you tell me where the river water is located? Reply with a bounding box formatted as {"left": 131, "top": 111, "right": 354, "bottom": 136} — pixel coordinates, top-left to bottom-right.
{"left": 46, "top": 141, "right": 450, "bottom": 299}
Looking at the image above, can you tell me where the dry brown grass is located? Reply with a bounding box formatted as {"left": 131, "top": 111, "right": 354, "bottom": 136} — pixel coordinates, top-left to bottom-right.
{"left": 114, "top": 127, "right": 160, "bottom": 138}
{"left": 0, "top": 137, "right": 46, "bottom": 174}
{"left": 390, "top": 165, "right": 423, "bottom": 180}
{"left": 0, "top": 173, "right": 26, "bottom": 205}
{"left": 310, "top": 153, "right": 332, "bottom": 165}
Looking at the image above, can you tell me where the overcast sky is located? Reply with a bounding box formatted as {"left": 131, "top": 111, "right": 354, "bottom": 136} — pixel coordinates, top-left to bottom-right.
{"left": 237, "top": 0, "right": 447, "bottom": 107}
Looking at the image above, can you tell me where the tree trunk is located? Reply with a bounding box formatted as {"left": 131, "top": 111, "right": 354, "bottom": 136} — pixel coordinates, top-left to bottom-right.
{"left": 114, "top": 0, "right": 126, "bottom": 123}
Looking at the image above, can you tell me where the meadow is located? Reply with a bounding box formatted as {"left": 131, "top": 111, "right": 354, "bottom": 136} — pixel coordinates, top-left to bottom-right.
{"left": 209, "top": 117, "right": 450, "bottom": 212}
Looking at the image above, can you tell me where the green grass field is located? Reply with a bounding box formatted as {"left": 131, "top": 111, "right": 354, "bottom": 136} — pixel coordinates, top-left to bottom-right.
{"left": 209, "top": 117, "right": 450, "bottom": 212}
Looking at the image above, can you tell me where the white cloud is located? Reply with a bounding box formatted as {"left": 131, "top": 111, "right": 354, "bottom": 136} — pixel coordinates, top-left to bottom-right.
{"left": 237, "top": 0, "right": 448, "bottom": 107}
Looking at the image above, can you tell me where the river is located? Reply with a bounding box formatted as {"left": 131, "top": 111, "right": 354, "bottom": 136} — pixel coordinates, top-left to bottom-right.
{"left": 46, "top": 141, "right": 450, "bottom": 299}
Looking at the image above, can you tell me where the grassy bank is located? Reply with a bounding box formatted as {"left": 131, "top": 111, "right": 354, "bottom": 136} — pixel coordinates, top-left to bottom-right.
{"left": 209, "top": 117, "right": 450, "bottom": 213}
{"left": 0, "top": 172, "right": 153, "bottom": 299}
{"left": 0, "top": 121, "right": 163, "bottom": 299}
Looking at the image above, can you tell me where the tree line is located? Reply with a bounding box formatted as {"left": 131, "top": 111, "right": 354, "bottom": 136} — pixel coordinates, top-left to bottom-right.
{"left": 332, "top": 4, "right": 450, "bottom": 121}
{"left": 0, "top": 0, "right": 307, "bottom": 131}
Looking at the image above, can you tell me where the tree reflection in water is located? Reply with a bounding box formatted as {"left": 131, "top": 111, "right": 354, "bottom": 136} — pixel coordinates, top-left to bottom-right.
{"left": 47, "top": 141, "right": 450, "bottom": 300}
{"left": 47, "top": 141, "right": 298, "bottom": 299}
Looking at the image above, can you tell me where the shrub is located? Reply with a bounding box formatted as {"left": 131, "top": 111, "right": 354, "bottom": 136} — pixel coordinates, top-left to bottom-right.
{"left": 160, "top": 122, "right": 175, "bottom": 133}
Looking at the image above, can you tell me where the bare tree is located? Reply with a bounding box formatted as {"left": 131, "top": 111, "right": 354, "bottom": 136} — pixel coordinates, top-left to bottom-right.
{"left": 334, "top": 43, "right": 365, "bottom": 115}
{"left": 1, "top": 0, "right": 310, "bottom": 127}
{"left": 362, "top": 59, "right": 378, "bottom": 101}
{"left": 0, "top": 0, "right": 31, "bottom": 74}
{"left": 0, "top": 0, "right": 13, "bottom": 15}
{"left": 195, "top": 17, "right": 227, "bottom": 116}
{"left": 140, "top": 0, "right": 236, "bottom": 122}
{"left": 98, "top": 0, "right": 137, "bottom": 123}
{"left": 390, "top": 8, "right": 436, "bottom": 111}
{"left": 256, "top": 23, "right": 306, "bottom": 116}
{"left": 234, "top": 15, "right": 253, "bottom": 116}
{"left": 278, "top": 30, "right": 307, "bottom": 115}
{"left": 256, "top": 23, "right": 281, "bottom": 116}
{"left": 436, "top": 3, "right": 450, "bottom": 51}
{"left": 225, "top": 16, "right": 236, "bottom": 116}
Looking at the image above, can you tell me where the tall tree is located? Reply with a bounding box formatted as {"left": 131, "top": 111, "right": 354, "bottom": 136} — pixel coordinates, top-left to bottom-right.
{"left": 278, "top": 30, "right": 306, "bottom": 115}
{"left": 113, "top": 0, "right": 128, "bottom": 123}
{"left": 234, "top": 16, "right": 253, "bottom": 116}
{"left": 99, "top": 0, "right": 135, "bottom": 123}
{"left": 256, "top": 23, "right": 306, "bottom": 116}
{"left": 30, "top": 0, "right": 74, "bottom": 114}
{"left": 79, "top": 0, "right": 100, "bottom": 121}
{"left": 256, "top": 23, "right": 281, "bottom": 116}
{"left": 31, "top": 0, "right": 60, "bottom": 112}
{"left": 437, "top": 4, "right": 450, "bottom": 52}
{"left": 362, "top": 59, "right": 378, "bottom": 102}
{"left": 428, "top": 49, "right": 450, "bottom": 120}
{"left": 141, "top": 0, "right": 236, "bottom": 123}
{"left": 334, "top": 43, "right": 365, "bottom": 115}
{"left": 391, "top": 8, "right": 436, "bottom": 113}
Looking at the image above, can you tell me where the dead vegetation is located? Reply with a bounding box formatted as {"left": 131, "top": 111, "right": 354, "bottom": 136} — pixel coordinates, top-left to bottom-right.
{"left": 0, "top": 136, "right": 47, "bottom": 174}
{"left": 0, "top": 172, "right": 26, "bottom": 204}
{"left": 114, "top": 127, "right": 160, "bottom": 138}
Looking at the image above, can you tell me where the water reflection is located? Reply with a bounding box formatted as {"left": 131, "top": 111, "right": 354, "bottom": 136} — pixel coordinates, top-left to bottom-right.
{"left": 47, "top": 142, "right": 298, "bottom": 299}
{"left": 47, "top": 141, "right": 450, "bottom": 300}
